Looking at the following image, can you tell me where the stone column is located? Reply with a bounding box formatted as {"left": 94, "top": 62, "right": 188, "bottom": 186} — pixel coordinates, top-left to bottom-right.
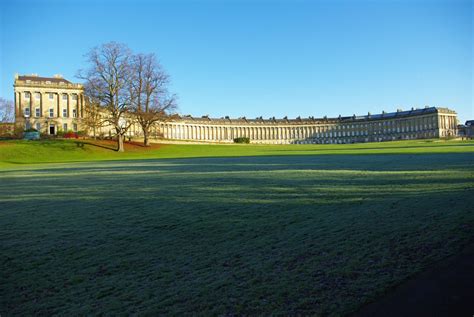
{"left": 57, "top": 93, "right": 60, "bottom": 118}
{"left": 39, "top": 92, "right": 43, "bottom": 117}
{"left": 18, "top": 92, "right": 22, "bottom": 117}
{"left": 67, "top": 94, "right": 70, "bottom": 118}
{"left": 29, "top": 92, "right": 32, "bottom": 117}
{"left": 75, "top": 94, "right": 79, "bottom": 118}
{"left": 14, "top": 92, "right": 18, "bottom": 117}
{"left": 80, "top": 94, "right": 84, "bottom": 118}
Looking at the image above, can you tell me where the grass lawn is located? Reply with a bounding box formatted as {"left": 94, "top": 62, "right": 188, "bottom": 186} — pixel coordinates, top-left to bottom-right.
{"left": 1, "top": 138, "right": 474, "bottom": 168}
{"left": 1, "top": 139, "right": 473, "bottom": 315}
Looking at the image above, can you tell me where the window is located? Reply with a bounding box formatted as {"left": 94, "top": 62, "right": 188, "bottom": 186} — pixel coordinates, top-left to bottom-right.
{"left": 24, "top": 92, "right": 30, "bottom": 99}
{"left": 35, "top": 108, "right": 40, "bottom": 117}
{"left": 35, "top": 93, "right": 41, "bottom": 99}
{"left": 49, "top": 108, "right": 54, "bottom": 118}
{"left": 63, "top": 109, "right": 67, "bottom": 117}
{"left": 49, "top": 93, "right": 54, "bottom": 100}
{"left": 72, "top": 94, "right": 78, "bottom": 101}
{"left": 72, "top": 109, "right": 77, "bottom": 118}
{"left": 63, "top": 123, "right": 68, "bottom": 131}
{"left": 36, "top": 123, "right": 41, "bottom": 131}
{"left": 62, "top": 94, "right": 68, "bottom": 101}
{"left": 24, "top": 107, "right": 30, "bottom": 117}
{"left": 26, "top": 122, "right": 31, "bottom": 129}
{"left": 73, "top": 123, "right": 77, "bottom": 132}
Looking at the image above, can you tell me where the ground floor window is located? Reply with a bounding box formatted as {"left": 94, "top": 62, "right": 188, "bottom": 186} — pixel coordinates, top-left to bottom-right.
{"left": 63, "top": 123, "right": 68, "bottom": 131}
{"left": 73, "top": 123, "right": 77, "bottom": 132}
{"left": 36, "top": 123, "right": 41, "bottom": 131}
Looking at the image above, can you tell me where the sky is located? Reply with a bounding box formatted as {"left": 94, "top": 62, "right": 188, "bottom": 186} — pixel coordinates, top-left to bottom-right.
{"left": 0, "top": 0, "right": 472, "bottom": 122}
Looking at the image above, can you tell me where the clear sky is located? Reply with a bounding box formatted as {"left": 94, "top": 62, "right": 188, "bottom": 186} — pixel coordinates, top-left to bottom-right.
{"left": 0, "top": 0, "right": 472, "bottom": 121}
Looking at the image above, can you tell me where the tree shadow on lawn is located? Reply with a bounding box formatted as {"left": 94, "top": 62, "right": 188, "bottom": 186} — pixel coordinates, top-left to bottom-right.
{"left": 1, "top": 154, "right": 473, "bottom": 315}
{"left": 272, "top": 142, "right": 474, "bottom": 152}
{"left": 3, "top": 152, "right": 473, "bottom": 175}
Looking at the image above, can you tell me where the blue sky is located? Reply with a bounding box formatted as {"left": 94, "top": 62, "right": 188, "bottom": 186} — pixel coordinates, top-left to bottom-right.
{"left": 1, "top": 0, "right": 472, "bottom": 121}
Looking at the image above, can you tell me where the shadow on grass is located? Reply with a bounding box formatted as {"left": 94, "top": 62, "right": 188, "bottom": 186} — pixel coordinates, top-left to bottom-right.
{"left": 76, "top": 140, "right": 117, "bottom": 151}
{"left": 0, "top": 153, "right": 473, "bottom": 316}
{"left": 273, "top": 143, "right": 474, "bottom": 152}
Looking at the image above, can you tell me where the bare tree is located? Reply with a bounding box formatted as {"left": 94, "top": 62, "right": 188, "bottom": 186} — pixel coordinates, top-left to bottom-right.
{"left": 78, "top": 42, "right": 134, "bottom": 152}
{"left": 82, "top": 98, "right": 105, "bottom": 139}
{"left": 0, "top": 98, "right": 14, "bottom": 123}
{"left": 130, "top": 53, "right": 177, "bottom": 146}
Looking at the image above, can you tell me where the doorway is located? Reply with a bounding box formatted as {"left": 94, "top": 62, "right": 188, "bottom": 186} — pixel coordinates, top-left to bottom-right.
{"left": 49, "top": 124, "right": 55, "bottom": 135}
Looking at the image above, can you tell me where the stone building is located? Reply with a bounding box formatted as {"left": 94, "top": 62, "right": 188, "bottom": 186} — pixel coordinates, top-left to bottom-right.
{"left": 13, "top": 73, "right": 458, "bottom": 144}
{"left": 458, "top": 120, "right": 474, "bottom": 139}
{"left": 14, "top": 74, "right": 85, "bottom": 135}
{"left": 148, "top": 107, "right": 458, "bottom": 144}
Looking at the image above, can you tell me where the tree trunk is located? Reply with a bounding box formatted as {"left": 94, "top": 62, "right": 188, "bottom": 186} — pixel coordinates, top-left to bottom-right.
{"left": 143, "top": 128, "right": 150, "bottom": 147}
{"left": 117, "top": 133, "right": 125, "bottom": 152}
{"left": 93, "top": 127, "right": 96, "bottom": 140}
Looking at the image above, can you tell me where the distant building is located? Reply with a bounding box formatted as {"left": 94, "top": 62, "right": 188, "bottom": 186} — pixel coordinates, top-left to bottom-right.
{"left": 460, "top": 120, "right": 474, "bottom": 139}
{"left": 14, "top": 74, "right": 85, "bottom": 135}
{"left": 13, "top": 74, "right": 459, "bottom": 144}
{"left": 150, "top": 107, "right": 458, "bottom": 144}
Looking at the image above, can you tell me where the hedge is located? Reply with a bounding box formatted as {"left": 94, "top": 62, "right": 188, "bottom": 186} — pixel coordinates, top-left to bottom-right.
{"left": 234, "top": 137, "right": 250, "bottom": 144}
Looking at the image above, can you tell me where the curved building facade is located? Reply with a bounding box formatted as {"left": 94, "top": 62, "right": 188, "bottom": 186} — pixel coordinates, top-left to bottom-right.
{"left": 147, "top": 107, "right": 457, "bottom": 144}
{"left": 13, "top": 75, "right": 458, "bottom": 144}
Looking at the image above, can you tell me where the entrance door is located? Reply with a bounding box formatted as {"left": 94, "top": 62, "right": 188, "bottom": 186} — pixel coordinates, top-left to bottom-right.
{"left": 49, "top": 125, "right": 55, "bottom": 135}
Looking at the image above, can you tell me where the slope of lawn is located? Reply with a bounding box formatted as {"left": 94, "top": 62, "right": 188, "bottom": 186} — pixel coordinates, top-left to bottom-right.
{"left": 1, "top": 149, "right": 473, "bottom": 315}
{"left": 1, "top": 138, "right": 474, "bottom": 168}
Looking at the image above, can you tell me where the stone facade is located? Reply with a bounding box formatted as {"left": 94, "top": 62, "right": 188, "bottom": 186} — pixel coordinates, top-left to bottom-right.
{"left": 14, "top": 74, "right": 85, "bottom": 135}
{"left": 145, "top": 107, "right": 458, "bottom": 144}
{"left": 14, "top": 74, "right": 458, "bottom": 144}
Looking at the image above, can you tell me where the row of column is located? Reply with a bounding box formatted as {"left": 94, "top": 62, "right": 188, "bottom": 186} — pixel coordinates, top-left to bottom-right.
{"left": 439, "top": 115, "right": 456, "bottom": 130}
{"left": 157, "top": 115, "right": 440, "bottom": 142}
{"left": 438, "top": 115, "right": 457, "bottom": 137}
{"left": 15, "top": 91, "right": 84, "bottom": 119}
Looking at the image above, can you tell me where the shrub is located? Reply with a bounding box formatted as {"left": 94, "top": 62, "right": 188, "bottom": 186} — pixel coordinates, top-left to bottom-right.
{"left": 0, "top": 123, "right": 16, "bottom": 138}
{"left": 24, "top": 128, "right": 38, "bottom": 133}
{"left": 234, "top": 137, "right": 250, "bottom": 144}
{"left": 11, "top": 126, "right": 24, "bottom": 139}
{"left": 64, "top": 131, "right": 79, "bottom": 139}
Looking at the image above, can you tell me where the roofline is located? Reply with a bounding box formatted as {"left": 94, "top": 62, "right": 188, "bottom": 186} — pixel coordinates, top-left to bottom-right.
{"left": 173, "top": 107, "right": 456, "bottom": 124}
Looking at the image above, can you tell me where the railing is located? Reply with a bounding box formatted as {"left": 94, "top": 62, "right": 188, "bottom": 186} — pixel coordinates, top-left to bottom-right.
{"left": 14, "top": 80, "right": 83, "bottom": 89}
